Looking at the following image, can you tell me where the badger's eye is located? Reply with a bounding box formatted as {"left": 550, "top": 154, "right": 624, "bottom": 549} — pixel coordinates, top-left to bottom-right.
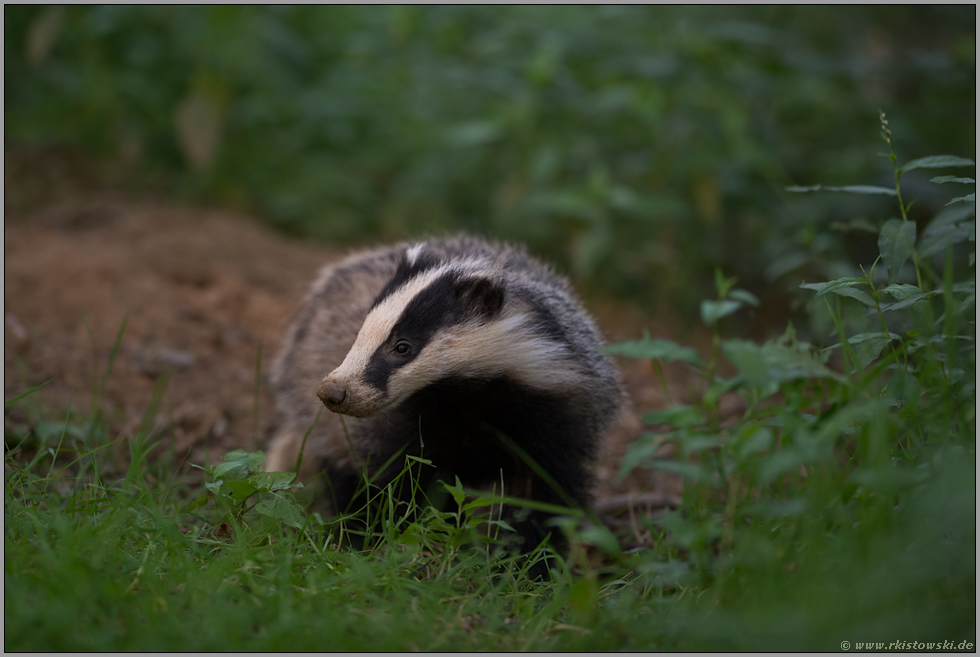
{"left": 393, "top": 341, "right": 412, "bottom": 356}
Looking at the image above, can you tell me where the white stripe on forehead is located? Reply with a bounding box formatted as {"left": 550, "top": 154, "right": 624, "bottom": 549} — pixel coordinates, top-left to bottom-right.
{"left": 330, "top": 261, "right": 458, "bottom": 382}
{"left": 405, "top": 242, "right": 425, "bottom": 265}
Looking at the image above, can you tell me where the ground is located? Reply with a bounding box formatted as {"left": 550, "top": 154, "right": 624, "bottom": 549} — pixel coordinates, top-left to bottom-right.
{"left": 4, "top": 147, "right": 694, "bottom": 536}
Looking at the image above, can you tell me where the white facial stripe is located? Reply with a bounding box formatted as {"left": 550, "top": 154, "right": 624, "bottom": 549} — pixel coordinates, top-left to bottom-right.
{"left": 405, "top": 243, "right": 425, "bottom": 265}
{"left": 386, "top": 311, "right": 581, "bottom": 405}
{"left": 329, "top": 263, "right": 455, "bottom": 383}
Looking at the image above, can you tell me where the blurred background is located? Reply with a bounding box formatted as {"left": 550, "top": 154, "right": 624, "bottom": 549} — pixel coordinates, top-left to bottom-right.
{"left": 5, "top": 5, "right": 976, "bottom": 328}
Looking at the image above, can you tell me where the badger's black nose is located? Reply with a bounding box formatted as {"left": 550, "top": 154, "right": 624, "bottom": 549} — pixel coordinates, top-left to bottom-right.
{"left": 317, "top": 380, "right": 348, "bottom": 408}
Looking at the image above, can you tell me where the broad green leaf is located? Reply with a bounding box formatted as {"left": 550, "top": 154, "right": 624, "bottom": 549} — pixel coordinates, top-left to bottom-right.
{"left": 701, "top": 299, "right": 742, "bottom": 324}
{"left": 617, "top": 433, "right": 663, "bottom": 480}
{"left": 850, "top": 335, "right": 894, "bottom": 369}
{"left": 212, "top": 449, "right": 265, "bottom": 481}
{"left": 642, "top": 405, "right": 706, "bottom": 428}
{"left": 441, "top": 476, "right": 466, "bottom": 506}
{"left": 224, "top": 479, "right": 261, "bottom": 501}
{"left": 254, "top": 493, "right": 306, "bottom": 529}
{"left": 677, "top": 434, "right": 721, "bottom": 455}
{"left": 728, "top": 289, "right": 760, "bottom": 307}
{"left": 579, "top": 525, "right": 620, "bottom": 553}
{"left": 786, "top": 184, "right": 896, "bottom": 196}
{"left": 245, "top": 471, "right": 296, "bottom": 493}
{"left": 723, "top": 340, "right": 837, "bottom": 389}
{"left": 884, "top": 369, "right": 921, "bottom": 407}
{"left": 878, "top": 218, "right": 916, "bottom": 284}
{"left": 907, "top": 334, "right": 974, "bottom": 355}
{"left": 799, "top": 277, "right": 864, "bottom": 296}
{"left": 730, "top": 427, "right": 774, "bottom": 465}
{"left": 827, "top": 286, "right": 876, "bottom": 308}
{"left": 185, "top": 495, "right": 208, "bottom": 513}
{"left": 930, "top": 175, "right": 975, "bottom": 184}
{"left": 900, "top": 154, "right": 975, "bottom": 173}
{"left": 879, "top": 284, "right": 921, "bottom": 301}
{"left": 879, "top": 290, "right": 941, "bottom": 313}
{"left": 924, "top": 203, "right": 975, "bottom": 235}
{"left": 918, "top": 222, "right": 974, "bottom": 258}
{"left": 947, "top": 193, "right": 976, "bottom": 206}
{"left": 757, "top": 448, "right": 806, "bottom": 485}
{"left": 602, "top": 337, "right": 703, "bottom": 365}
{"left": 204, "top": 480, "right": 226, "bottom": 495}
{"left": 825, "top": 332, "right": 901, "bottom": 369}
{"left": 644, "top": 459, "right": 715, "bottom": 483}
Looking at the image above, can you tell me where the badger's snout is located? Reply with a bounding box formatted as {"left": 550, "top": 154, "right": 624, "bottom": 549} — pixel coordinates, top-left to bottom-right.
{"left": 317, "top": 380, "right": 348, "bottom": 412}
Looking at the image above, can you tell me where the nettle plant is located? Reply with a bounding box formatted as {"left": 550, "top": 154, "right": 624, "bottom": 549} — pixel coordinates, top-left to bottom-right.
{"left": 607, "top": 114, "right": 974, "bottom": 587}
{"left": 189, "top": 449, "right": 308, "bottom": 531}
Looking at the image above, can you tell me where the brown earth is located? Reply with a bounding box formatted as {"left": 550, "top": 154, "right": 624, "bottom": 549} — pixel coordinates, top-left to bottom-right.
{"left": 4, "top": 148, "right": 706, "bottom": 538}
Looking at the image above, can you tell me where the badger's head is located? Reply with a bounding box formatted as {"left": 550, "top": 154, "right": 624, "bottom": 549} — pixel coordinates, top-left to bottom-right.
{"left": 316, "top": 248, "right": 573, "bottom": 418}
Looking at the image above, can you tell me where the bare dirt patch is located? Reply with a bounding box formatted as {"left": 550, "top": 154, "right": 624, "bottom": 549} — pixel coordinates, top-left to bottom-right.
{"left": 4, "top": 149, "right": 694, "bottom": 527}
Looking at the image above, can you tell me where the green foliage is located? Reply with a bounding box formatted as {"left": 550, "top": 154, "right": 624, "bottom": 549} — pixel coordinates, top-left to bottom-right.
{"left": 611, "top": 124, "right": 975, "bottom": 647}
{"left": 5, "top": 6, "right": 975, "bottom": 313}
{"left": 189, "top": 449, "right": 307, "bottom": 530}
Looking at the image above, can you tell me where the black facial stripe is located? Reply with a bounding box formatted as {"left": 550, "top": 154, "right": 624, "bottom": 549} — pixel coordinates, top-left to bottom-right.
{"left": 361, "top": 271, "right": 458, "bottom": 391}
{"left": 370, "top": 249, "right": 442, "bottom": 310}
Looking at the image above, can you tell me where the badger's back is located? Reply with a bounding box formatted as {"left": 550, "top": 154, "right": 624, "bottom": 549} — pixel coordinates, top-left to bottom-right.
{"left": 267, "top": 235, "right": 624, "bottom": 550}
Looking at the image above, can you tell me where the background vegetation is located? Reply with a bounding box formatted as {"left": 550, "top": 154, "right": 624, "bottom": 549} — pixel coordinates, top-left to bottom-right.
{"left": 5, "top": 5, "right": 975, "bottom": 317}
{"left": 4, "top": 5, "right": 976, "bottom": 652}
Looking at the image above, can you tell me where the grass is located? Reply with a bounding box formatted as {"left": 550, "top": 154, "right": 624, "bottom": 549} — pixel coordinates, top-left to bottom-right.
{"left": 4, "top": 122, "right": 975, "bottom": 651}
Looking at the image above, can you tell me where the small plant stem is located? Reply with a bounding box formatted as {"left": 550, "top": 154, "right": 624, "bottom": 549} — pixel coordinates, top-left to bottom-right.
{"left": 880, "top": 110, "right": 924, "bottom": 290}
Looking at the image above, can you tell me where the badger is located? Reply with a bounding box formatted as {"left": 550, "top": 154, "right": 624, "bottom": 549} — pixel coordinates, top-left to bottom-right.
{"left": 266, "top": 235, "right": 625, "bottom": 556}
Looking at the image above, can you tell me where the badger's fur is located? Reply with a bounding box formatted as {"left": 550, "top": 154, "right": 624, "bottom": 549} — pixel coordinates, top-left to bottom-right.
{"left": 267, "top": 235, "right": 625, "bottom": 554}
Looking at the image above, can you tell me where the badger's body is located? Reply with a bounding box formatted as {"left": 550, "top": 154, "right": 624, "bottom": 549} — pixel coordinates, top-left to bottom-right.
{"left": 267, "top": 235, "right": 624, "bottom": 553}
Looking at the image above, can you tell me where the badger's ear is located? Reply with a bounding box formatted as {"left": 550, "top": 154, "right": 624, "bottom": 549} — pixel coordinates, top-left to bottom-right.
{"left": 454, "top": 276, "right": 504, "bottom": 321}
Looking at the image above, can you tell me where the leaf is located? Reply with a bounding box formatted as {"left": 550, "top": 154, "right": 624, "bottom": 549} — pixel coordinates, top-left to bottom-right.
{"left": 617, "top": 433, "right": 664, "bottom": 480}
{"left": 4, "top": 379, "right": 53, "bottom": 407}
{"left": 757, "top": 448, "right": 806, "bottom": 485}
{"left": 918, "top": 222, "right": 974, "bottom": 258}
{"left": 723, "top": 340, "right": 838, "bottom": 389}
{"left": 441, "top": 476, "right": 466, "bottom": 506}
{"left": 212, "top": 449, "right": 265, "bottom": 481}
{"left": 644, "top": 459, "right": 715, "bottom": 483}
{"left": 879, "top": 290, "right": 941, "bottom": 313}
{"left": 947, "top": 194, "right": 976, "bottom": 206}
{"left": 728, "top": 289, "right": 760, "bottom": 307}
{"left": 825, "top": 332, "right": 901, "bottom": 370}
{"left": 224, "top": 479, "right": 261, "bottom": 501}
{"left": 185, "top": 496, "right": 208, "bottom": 513}
{"left": 602, "top": 337, "right": 703, "bottom": 365}
{"left": 642, "top": 406, "right": 706, "bottom": 428}
{"left": 579, "top": 525, "right": 620, "bottom": 553}
{"left": 924, "top": 203, "right": 975, "bottom": 235}
{"left": 254, "top": 493, "right": 306, "bottom": 529}
{"left": 884, "top": 369, "right": 921, "bottom": 407}
{"left": 900, "top": 155, "right": 975, "bottom": 173}
{"left": 799, "top": 277, "right": 864, "bottom": 296}
{"left": 930, "top": 175, "right": 975, "bottom": 184}
{"left": 700, "top": 299, "right": 742, "bottom": 324}
{"left": 246, "top": 471, "right": 297, "bottom": 492}
{"left": 878, "top": 218, "right": 916, "bottom": 284}
{"left": 786, "top": 184, "right": 897, "bottom": 196}
{"left": 204, "top": 480, "right": 226, "bottom": 495}
{"left": 879, "top": 284, "right": 922, "bottom": 301}
{"left": 827, "top": 286, "right": 876, "bottom": 308}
